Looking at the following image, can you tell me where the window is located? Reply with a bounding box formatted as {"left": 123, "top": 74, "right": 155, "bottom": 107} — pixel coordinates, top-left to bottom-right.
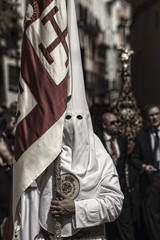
{"left": 8, "top": 65, "right": 19, "bottom": 92}
{"left": 155, "top": 11, "right": 159, "bottom": 27}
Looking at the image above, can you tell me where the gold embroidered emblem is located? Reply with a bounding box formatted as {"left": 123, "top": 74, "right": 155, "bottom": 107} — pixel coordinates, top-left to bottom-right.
{"left": 61, "top": 173, "right": 80, "bottom": 199}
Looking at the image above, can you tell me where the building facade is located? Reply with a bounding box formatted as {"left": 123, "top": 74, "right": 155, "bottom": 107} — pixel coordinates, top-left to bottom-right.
{"left": 0, "top": 0, "right": 26, "bottom": 107}
{"left": 75, "top": 0, "right": 131, "bottom": 107}
{"left": 131, "top": 0, "right": 160, "bottom": 108}
{"left": 0, "top": 0, "right": 131, "bottom": 108}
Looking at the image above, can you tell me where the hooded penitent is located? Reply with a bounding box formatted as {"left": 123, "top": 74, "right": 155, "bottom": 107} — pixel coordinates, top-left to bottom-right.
{"left": 37, "top": 0, "right": 123, "bottom": 238}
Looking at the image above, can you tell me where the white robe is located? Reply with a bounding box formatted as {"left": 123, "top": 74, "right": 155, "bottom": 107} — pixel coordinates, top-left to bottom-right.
{"left": 13, "top": 182, "right": 40, "bottom": 240}
{"left": 36, "top": 0, "right": 124, "bottom": 239}
{"left": 36, "top": 133, "right": 123, "bottom": 238}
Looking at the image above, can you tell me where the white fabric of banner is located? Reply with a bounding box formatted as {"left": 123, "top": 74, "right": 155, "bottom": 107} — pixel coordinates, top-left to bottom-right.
{"left": 13, "top": 0, "right": 70, "bottom": 233}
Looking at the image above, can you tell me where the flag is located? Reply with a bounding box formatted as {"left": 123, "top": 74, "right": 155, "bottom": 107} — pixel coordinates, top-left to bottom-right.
{"left": 13, "top": 0, "right": 71, "bottom": 229}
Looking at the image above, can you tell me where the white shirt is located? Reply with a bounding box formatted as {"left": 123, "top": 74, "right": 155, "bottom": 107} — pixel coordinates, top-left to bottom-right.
{"left": 103, "top": 132, "right": 120, "bottom": 159}
{"left": 150, "top": 126, "right": 160, "bottom": 150}
{"left": 150, "top": 126, "right": 160, "bottom": 167}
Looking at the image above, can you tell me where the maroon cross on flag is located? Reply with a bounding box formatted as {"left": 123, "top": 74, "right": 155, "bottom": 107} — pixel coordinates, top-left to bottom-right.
{"left": 13, "top": 0, "right": 71, "bottom": 228}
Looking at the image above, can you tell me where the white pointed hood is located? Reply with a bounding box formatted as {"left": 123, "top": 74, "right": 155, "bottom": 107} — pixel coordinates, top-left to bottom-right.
{"left": 66, "top": 0, "right": 89, "bottom": 112}
{"left": 61, "top": 0, "right": 96, "bottom": 178}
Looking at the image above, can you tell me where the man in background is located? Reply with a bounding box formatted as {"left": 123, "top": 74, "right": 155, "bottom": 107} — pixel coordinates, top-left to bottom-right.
{"left": 129, "top": 104, "right": 160, "bottom": 240}
{"left": 97, "top": 112, "right": 135, "bottom": 240}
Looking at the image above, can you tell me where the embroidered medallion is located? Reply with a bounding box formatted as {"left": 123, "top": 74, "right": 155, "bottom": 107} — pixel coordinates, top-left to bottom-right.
{"left": 61, "top": 173, "right": 80, "bottom": 199}
{"left": 25, "top": 0, "right": 39, "bottom": 23}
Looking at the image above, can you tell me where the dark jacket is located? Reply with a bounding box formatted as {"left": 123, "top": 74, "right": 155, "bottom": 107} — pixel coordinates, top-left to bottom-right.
{"left": 96, "top": 130, "right": 128, "bottom": 195}
{"left": 129, "top": 129, "right": 154, "bottom": 170}
{"left": 129, "top": 129, "right": 155, "bottom": 194}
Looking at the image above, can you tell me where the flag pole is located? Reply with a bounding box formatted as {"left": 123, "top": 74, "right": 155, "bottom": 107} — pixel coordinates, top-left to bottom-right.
{"left": 53, "top": 157, "right": 61, "bottom": 239}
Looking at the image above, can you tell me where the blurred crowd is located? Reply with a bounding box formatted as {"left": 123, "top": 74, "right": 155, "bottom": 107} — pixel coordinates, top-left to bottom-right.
{"left": 0, "top": 101, "right": 17, "bottom": 239}
{"left": 0, "top": 99, "right": 160, "bottom": 240}
{"left": 90, "top": 99, "right": 160, "bottom": 240}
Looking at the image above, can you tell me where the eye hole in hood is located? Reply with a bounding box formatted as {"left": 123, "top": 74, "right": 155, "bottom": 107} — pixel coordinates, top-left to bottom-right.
{"left": 77, "top": 115, "right": 83, "bottom": 120}
{"left": 66, "top": 115, "right": 72, "bottom": 120}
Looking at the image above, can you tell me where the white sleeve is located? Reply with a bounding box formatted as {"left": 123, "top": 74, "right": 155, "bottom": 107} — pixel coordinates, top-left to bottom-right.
{"left": 72, "top": 170, "right": 124, "bottom": 229}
